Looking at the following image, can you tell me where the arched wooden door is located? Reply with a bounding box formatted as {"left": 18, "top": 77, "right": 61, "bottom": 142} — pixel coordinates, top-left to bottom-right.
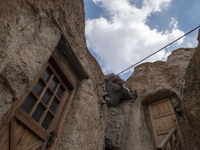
{"left": 149, "top": 98, "right": 183, "bottom": 148}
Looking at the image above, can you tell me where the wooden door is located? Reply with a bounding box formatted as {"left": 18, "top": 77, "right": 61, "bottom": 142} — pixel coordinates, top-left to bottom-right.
{"left": 1, "top": 118, "right": 44, "bottom": 150}
{"left": 149, "top": 98, "right": 182, "bottom": 147}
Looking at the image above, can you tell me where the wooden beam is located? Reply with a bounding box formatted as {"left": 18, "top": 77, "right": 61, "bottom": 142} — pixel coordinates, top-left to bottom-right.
{"left": 10, "top": 119, "right": 16, "bottom": 150}
{"left": 52, "top": 18, "right": 89, "bottom": 79}
{"left": 15, "top": 108, "right": 47, "bottom": 140}
{"left": 157, "top": 127, "right": 177, "bottom": 150}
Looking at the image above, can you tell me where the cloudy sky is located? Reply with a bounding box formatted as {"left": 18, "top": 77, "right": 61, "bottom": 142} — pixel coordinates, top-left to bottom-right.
{"left": 84, "top": 0, "right": 200, "bottom": 80}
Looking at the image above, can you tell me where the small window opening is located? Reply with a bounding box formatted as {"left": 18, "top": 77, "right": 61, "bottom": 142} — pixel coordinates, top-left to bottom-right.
{"left": 21, "top": 64, "right": 67, "bottom": 130}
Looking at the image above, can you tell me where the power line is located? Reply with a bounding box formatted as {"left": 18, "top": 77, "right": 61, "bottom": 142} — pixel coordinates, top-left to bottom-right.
{"left": 116, "top": 25, "right": 200, "bottom": 76}
{"left": 102, "top": 25, "right": 200, "bottom": 84}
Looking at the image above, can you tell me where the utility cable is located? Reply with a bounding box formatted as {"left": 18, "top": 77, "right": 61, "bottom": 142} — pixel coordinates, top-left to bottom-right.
{"left": 116, "top": 25, "right": 200, "bottom": 76}
{"left": 102, "top": 25, "right": 200, "bottom": 84}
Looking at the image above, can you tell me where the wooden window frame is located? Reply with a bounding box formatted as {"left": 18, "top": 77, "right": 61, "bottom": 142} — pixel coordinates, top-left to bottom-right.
{"left": 0, "top": 27, "right": 89, "bottom": 149}
{"left": 0, "top": 56, "right": 75, "bottom": 149}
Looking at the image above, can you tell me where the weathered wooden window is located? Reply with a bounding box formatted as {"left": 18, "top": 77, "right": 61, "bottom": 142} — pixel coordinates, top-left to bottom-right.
{"left": 21, "top": 64, "right": 67, "bottom": 130}
{"left": 0, "top": 56, "right": 75, "bottom": 150}
{"left": 0, "top": 33, "right": 89, "bottom": 150}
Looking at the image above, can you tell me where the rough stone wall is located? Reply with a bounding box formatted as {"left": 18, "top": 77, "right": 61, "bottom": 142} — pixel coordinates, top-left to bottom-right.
{"left": 0, "top": 0, "right": 106, "bottom": 150}
{"left": 104, "top": 73, "right": 133, "bottom": 107}
{"left": 182, "top": 30, "right": 200, "bottom": 150}
{"left": 124, "top": 48, "right": 195, "bottom": 150}
{"left": 105, "top": 47, "right": 195, "bottom": 150}
{"left": 105, "top": 101, "right": 133, "bottom": 150}
{"left": 0, "top": 0, "right": 61, "bottom": 120}
{"left": 104, "top": 74, "right": 134, "bottom": 150}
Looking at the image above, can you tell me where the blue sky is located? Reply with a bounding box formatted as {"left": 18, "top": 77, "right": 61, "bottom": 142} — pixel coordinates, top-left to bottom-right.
{"left": 84, "top": 0, "right": 200, "bottom": 80}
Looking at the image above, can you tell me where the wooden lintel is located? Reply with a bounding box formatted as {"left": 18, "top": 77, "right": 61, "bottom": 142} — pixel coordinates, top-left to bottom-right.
{"left": 52, "top": 18, "right": 89, "bottom": 80}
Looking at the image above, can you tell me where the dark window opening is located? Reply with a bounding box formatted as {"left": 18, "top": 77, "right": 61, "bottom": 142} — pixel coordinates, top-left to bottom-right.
{"left": 21, "top": 93, "right": 37, "bottom": 113}
{"left": 42, "top": 112, "right": 54, "bottom": 130}
{"left": 32, "top": 79, "right": 45, "bottom": 96}
{"left": 20, "top": 64, "right": 66, "bottom": 130}
{"left": 56, "top": 85, "right": 65, "bottom": 99}
{"left": 42, "top": 88, "right": 53, "bottom": 105}
{"left": 41, "top": 67, "right": 53, "bottom": 82}
{"left": 50, "top": 98, "right": 60, "bottom": 113}
{"left": 32, "top": 103, "right": 45, "bottom": 122}
{"left": 105, "top": 147, "right": 113, "bottom": 150}
{"left": 49, "top": 77, "right": 59, "bottom": 91}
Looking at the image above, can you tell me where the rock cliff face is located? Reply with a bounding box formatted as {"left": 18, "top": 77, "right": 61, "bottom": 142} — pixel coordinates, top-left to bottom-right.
{"left": 1, "top": 1, "right": 199, "bottom": 149}
{"left": 104, "top": 74, "right": 134, "bottom": 150}
{"left": 105, "top": 47, "right": 195, "bottom": 150}
{"left": 104, "top": 73, "right": 134, "bottom": 107}
{"left": 182, "top": 30, "right": 200, "bottom": 150}
{"left": 0, "top": 0, "right": 106, "bottom": 150}
{"left": 127, "top": 48, "right": 195, "bottom": 97}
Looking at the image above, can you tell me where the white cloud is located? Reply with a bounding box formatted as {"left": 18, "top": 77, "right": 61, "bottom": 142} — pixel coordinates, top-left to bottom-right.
{"left": 85, "top": 0, "right": 185, "bottom": 75}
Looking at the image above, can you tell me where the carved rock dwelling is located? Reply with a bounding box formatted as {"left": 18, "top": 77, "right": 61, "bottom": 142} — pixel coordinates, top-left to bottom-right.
{"left": 0, "top": 0, "right": 106, "bottom": 150}
{"left": 105, "top": 47, "right": 196, "bottom": 150}
{"left": 181, "top": 32, "right": 200, "bottom": 150}
{"left": 0, "top": 0, "right": 200, "bottom": 150}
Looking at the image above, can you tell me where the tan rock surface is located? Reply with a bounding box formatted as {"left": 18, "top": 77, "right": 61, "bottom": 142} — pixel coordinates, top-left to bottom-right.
{"left": 182, "top": 29, "right": 200, "bottom": 150}
{"left": 106, "top": 47, "right": 195, "bottom": 150}
{"left": 0, "top": 0, "right": 106, "bottom": 150}
{"left": 125, "top": 48, "right": 195, "bottom": 150}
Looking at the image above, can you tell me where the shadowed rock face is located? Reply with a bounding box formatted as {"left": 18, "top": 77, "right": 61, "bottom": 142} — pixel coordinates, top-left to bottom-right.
{"left": 104, "top": 74, "right": 136, "bottom": 149}
{"left": 104, "top": 73, "right": 135, "bottom": 107}
{"left": 182, "top": 29, "right": 200, "bottom": 150}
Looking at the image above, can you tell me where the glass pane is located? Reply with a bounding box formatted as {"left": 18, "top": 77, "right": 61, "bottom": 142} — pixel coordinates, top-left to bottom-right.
{"left": 42, "top": 112, "right": 54, "bottom": 130}
{"left": 21, "top": 93, "right": 37, "bottom": 113}
{"left": 32, "top": 79, "right": 45, "bottom": 96}
{"left": 49, "top": 77, "right": 58, "bottom": 91}
{"left": 42, "top": 88, "right": 53, "bottom": 105}
{"left": 32, "top": 103, "right": 46, "bottom": 122}
{"left": 56, "top": 85, "right": 65, "bottom": 99}
{"left": 41, "top": 67, "right": 52, "bottom": 82}
{"left": 50, "top": 98, "right": 60, "bottom": 113}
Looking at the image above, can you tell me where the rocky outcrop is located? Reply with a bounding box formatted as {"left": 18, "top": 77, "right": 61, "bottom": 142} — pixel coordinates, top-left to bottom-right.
{"left": 182, "top": 29, "right": 200, "bottom": 149}
{"left": 127, "top": 48, "right": 195, "bottom": 97}
{"left": 105, "top": 47, "right": 195, "bottom": 150}
{"left": 104, "top": 73, "right": 135, "bottom": 150}
{"left": 0, "top": 0, "right": 106, "bottom": 150}
{"left": 104, "top": 73, "right": 135, "bottom": 107}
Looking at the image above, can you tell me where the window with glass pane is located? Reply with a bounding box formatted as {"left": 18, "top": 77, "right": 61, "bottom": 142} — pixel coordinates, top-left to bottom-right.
{"left": 21, "top": 64, "right": 66, "bottom": 130}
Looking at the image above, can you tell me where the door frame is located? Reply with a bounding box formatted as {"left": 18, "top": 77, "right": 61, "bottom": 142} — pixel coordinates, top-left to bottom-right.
{"left": 145, "top": 97, "right": 184, "bottom": 149}
{"left": 0, "top": 55, "right": 75, "bottom": 150}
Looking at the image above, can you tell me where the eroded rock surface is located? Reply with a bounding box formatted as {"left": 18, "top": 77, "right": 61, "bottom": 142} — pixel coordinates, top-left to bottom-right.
{"left": 104, "top": 73, "right": 135, "bottom": 150}
{"left": 104, "top": 73, "right": 134, "bottom": 107}
{"left": 182, "top": 29, "right": 200, "bottom": 150}
{"left": 106, "top": 47, "right": 195, "bottom": 150}
{"left": 0, "top": 1, "right": 106, "bottom": 150}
